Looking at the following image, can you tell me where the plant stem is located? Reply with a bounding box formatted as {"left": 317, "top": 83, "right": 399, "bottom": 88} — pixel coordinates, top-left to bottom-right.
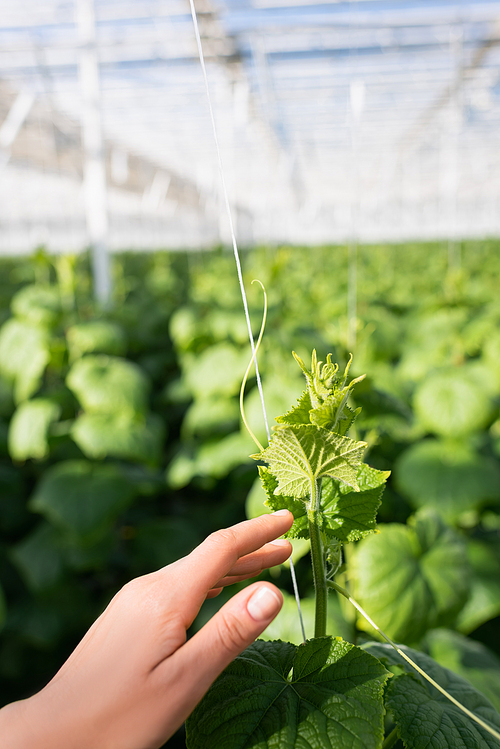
{"left": 382, "top": 727, "right": 399, "bottom": 749}
{"left": 308, "top": 478, "right": 327, "bottom": 638}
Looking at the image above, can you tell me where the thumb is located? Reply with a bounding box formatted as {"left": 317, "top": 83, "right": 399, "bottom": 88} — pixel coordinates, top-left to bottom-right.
{"left": 166, "top": 582, "right": 282, "bottom": 715}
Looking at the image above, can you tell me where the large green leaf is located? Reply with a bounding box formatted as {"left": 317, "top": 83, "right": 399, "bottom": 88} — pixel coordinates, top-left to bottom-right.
{"left": 182, "top": 397, "right": 239, "bottom": 438}
{"left": 186, "top": 637, "right": 388, "bottom": 749}
{"left": 364, "top": 642, "right": 500, "bottom": 749}
{"left": 424, "top": 629, "right": 500, "bottom": 713}
{"left": 394, "top": 439, "right": 500, "bottom": 521}
{"left": 414, "top": 368, "right": 493, "bottom": 437}
{"left": 0, "top": 319, "right": 50, "bottom": 402}
{"left": 71, "top": 412, "right": 164, "bottom": 464}
{"left": 196, "top": 431, "right": 254, "bottom": 477}
{"left": 166, "top": 432, "right": 254, "bottom": 488}
{"left": 397, "top": 308, "right": 469, "bottom": 383}
{"left": 351, "top": 510, "right": 470, "bottom": 643}
{"left": 254, "top": 425, "right": 366, "bottom": 499}
{"left": 10, "top": 522, "right": 64, "bottom": 591}
{"left": 8, "top": 398, "right": 61, "bottom": 461}
{"left": 29, "top": 460, "right": 136, "bottom": 540}
{"left": 457, "top": 539, "right": 500, "bottom": 634}
{"left": 11, "top": 284, "right": 60, "bottom": 327}
{"left": 66, "top": 320, "right": 127, "bottom": 359}
{"left": 66, "top": 355, "right": 150, "bottom": 416}
{"left": 182, "top": 343, "right": 250, "bottom": 399}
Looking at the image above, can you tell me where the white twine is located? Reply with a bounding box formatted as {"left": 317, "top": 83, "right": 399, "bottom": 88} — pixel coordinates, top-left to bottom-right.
{"left": 188, "top": 0, "right": 306, "bottom": 643}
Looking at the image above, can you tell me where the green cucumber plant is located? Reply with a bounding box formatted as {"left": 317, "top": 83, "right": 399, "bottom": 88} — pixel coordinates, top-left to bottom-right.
{"left": 186, "top": 344, "right": 500, "bottom": 749}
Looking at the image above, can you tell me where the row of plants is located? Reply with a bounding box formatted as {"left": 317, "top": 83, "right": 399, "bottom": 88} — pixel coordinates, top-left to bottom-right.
{"left": 0, "top": 241, "right": 499, "bottom": 747}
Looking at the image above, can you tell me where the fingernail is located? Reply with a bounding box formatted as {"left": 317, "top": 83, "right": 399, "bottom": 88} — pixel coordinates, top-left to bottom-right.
{"left": 247, "top": 587, "right": 281, "bottom": 622}
{"left": 270, "top": 539, "right": 290, "bottom": 547}
{"left": 271, "top": 509, "right": 290, "bottom": 516}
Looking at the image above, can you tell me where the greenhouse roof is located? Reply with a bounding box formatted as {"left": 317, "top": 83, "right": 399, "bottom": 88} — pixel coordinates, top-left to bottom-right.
{"left": 0, "top": 0, "right": 500, "bottom": 251}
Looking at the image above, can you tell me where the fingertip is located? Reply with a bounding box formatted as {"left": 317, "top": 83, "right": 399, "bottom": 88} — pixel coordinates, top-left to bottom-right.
{"left": 269, "top": 538, "right": 291, "bottom": 548}
{"left": 246, "top": 584, "right": 282, "bottom": 622}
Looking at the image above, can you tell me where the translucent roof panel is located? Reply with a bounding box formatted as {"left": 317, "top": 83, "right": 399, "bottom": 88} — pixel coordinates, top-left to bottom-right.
{"left": 0, "top": 0, "right": 499, "bottom": 252}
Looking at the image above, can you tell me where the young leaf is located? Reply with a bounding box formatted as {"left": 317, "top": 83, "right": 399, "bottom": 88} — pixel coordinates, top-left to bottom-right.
{"left": 275, "top": 389, "right": 313, "bottom": 426}
{"left": 322, "top": 464, "right": 390, "bottom": 543}
{"left": 258, "top": 466, "right": 306, "bottom": 536}
{"left": 253, "top": 425, "right": 366, "bottom": 499}
{"left": 186, "top": 637, "right": 389, "bottom": 749}
{"left": 261, "top": 464, "right": 388, "bottom": 544}
{"left": 364, "top": 642, "right": 500, "bottom": 749}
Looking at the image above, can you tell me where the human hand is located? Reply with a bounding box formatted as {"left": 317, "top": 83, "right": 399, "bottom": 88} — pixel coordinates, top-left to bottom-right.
{"left": 0, "top": 510, "right": 293, "bottom": 749}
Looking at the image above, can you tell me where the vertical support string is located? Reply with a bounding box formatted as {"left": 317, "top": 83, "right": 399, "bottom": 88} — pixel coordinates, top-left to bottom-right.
{"left": 188, "top": 0, "right": 270, "bottom": 441}
{"left": 189, "top": 0, "right": 306, "bottom": 642}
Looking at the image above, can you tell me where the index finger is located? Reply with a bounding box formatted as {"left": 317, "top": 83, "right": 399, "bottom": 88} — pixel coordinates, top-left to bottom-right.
{"left": 179, "top": 510, "right": 293, "bottom": 600}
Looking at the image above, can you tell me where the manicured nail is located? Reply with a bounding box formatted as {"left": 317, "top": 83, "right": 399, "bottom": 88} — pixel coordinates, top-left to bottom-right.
{"left": 270, "top": 539, "right": 290, "bottom": 547}
{"left": 247, "top": 586, "right": 281, "bottom": 621}
{"left": 271, "top": 509, "right": 290, "bottom": 516}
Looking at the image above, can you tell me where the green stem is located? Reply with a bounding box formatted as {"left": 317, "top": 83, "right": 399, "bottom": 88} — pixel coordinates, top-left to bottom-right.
{"left": 308, "top": 478, "right": 327, "bottom": 638}
{"left": 382, "top": 727, "right": 399, "bottom": 749}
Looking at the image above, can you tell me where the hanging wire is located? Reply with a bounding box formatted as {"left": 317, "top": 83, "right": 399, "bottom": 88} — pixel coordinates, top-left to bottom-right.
{"left": 188, "top": 0, "right": 306, "bottom": 643}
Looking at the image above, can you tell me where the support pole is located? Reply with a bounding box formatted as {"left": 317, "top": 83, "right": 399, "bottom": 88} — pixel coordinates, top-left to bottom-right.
{"left": 77, "top": 0, "right": 110, "bottom": 305}
{"left": 0, "top": 90, "right": 35, "bottom": 166}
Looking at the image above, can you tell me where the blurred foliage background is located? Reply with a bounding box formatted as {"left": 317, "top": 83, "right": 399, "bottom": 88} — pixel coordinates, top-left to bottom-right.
{"left": 1, "top": 241, "right": 500, "bottom": 746}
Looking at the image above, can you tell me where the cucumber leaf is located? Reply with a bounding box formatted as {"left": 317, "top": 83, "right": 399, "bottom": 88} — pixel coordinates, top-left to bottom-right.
{"left": 414, "top": 368, "right": 493, "bottom": 437}
{"left": 321, "top": 465, "right": 390, "bottom": 543}
{"left": 351, "top": 510, "right": 470, "bottom": 643}
{"left": 363, "top": 642, "right": 500, "bottom": 749}
{"left": 8, "top": 398, "right": 61, "bottom": 461}
{"left": 261, "top": 464, "right": 388, "bottom": 544}
{"left": 458, "top": 539, "right": 500, "bottom": 634}
{"left": 423, "top": 629, "right": 500, "bottom": 713}
{"left": 253, "top": 425, "right": 366, "bottom": 499}
{"left": 395, "top": 439, "right": 500, "bottom": 521}
{"left": 71, "top": 412, "right": 164, "bottom": 465}
{"left": 186, "top": 637, "right": 388, "bottom": 749}
{"left": 66, "top": 355, "right": 150, "bottom": 417}
{"left": 258, "top": 466, "right": 306, "bottom": 536}
{"left": 275, "top": 388, "right": 313, "bottom": 426}
{"left": 29, "top": 460, "right": 136, "bottom": 541}
{"left": 0, "top": 319, "right": 50, "bottom": 402}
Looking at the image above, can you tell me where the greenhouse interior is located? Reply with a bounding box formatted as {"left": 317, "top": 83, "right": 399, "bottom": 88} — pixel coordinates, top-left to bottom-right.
{"left": 1, "top": 1, "right": 500, "bottom": 748}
